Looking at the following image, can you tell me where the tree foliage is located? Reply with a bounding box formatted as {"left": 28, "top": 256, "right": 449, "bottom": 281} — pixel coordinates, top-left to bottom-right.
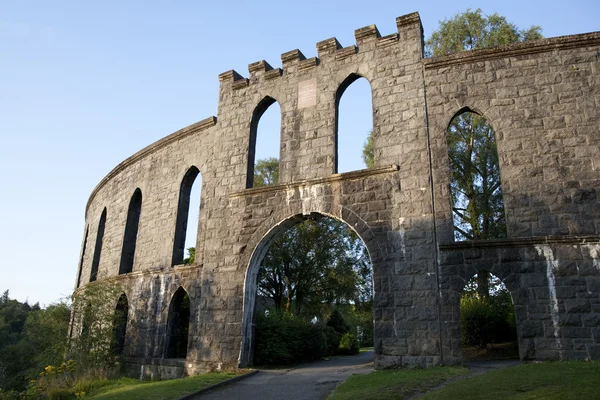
{"left": 257, "top": 215, "right": 372, "bottom": 316}
{"left": 447, "top": 112, "right": 507, "bottom": 242}
{"left": 461, "top": 273, "right": 516, "bottom": 349}
{"left": 0, "top": 291, "right": 70, "bottom": 393}
{"left": 426, "top": 8, "right": 542, "bottom": 57}
{"left": 253, "top": 157, "right": 279, "bottom": 187}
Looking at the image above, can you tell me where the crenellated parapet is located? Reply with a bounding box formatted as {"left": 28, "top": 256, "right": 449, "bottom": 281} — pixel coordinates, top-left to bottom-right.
{"left": 217, "top": 12, "right": 423, "bottom": 94}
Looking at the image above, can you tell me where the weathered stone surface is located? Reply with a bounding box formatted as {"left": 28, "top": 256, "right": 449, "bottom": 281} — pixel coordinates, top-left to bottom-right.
{"left": 72, "top": 12, "right": 600, "bottom": 377}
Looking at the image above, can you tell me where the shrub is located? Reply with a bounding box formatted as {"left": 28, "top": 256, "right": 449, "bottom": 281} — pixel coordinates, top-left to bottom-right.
{"left": 460, "top": 292, "right": 516, "bottom": 348}
{"left": 254, "top": 311, "right": 327, "bottom": 366}
{"left": 324, "top": 326, "right": 342, "bottom": 356}
{"left": 338, "top": 333, "right": 360, "bottom": 355}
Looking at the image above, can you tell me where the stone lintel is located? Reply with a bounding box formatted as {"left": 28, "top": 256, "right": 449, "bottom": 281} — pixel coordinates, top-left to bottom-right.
{"left": 355, "top": 24, "right": 381, "bottom": 42}
{"left": 230, "top": 164, "right": 400, "bottom": 198}
{"left": 440, "top": 235, "right": 600, "bottom": 250}
{"left": 317, "top": 37, "right": 342, "bottom": 57}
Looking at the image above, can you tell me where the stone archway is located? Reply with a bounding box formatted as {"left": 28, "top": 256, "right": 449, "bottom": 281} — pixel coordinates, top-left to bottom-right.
{"left": 238, "top": 210, "right": 377, "bottom": 367}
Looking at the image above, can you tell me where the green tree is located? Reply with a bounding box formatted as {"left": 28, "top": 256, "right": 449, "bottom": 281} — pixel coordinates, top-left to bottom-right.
{"left": 254, "top": 157, "right": 279, "bottom": 187}
{"left": 183, "top": 247, "right": 195, "bottom": 264}
{"left": 426, "top": 8, "right": 542, "bottom": 57}
{"left": 257, "top": 215, "right": 371, "bottom": 316}
{"left": 0, "top": 292, "right": 70, "bottom": 393}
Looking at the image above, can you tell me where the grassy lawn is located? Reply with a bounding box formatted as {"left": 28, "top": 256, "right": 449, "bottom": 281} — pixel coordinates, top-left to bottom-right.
{"left": 422, "top": 361, "right": 600, "bottom": 400}
{"left": 328, "top": 367, "right": 468, "bottom": 400}
{"left": 329, "top": 361, "right": 600, "bottom": 400}
{"left": 86, "top": 372, "right": 238, "bottom": 400}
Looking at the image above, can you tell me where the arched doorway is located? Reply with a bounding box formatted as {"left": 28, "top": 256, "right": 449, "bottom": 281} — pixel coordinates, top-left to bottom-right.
{"left": 460, "top": 271, "right": 518, "bottom": 361}
{"left": 240, "top": 212, "right": 373, "bottom": 366}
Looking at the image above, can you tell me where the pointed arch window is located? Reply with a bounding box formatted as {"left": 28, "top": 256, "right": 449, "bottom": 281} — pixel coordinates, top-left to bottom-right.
{"left": 447, "top": 109, "right": 506, "bottom": 240}
{"left": 119, "top": 189, "right": 142, "bottom": 274}
{"left": 172, "top": 166, "right": 201, "bottom": 266}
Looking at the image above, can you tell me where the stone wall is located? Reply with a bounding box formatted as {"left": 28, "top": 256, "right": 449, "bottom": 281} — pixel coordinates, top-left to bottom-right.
{"left": 73, "top": 12, "right": 600, "bottom": 377}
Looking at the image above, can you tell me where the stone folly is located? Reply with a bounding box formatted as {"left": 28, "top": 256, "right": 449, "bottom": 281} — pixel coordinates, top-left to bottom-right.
{"left": 73, "top": 12, "right": 600, "bottom": 378}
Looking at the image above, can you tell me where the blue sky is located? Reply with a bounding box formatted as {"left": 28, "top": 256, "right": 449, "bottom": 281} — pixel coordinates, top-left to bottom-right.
{"left": 1, "top": 1, "right": 598, "bottom": 306}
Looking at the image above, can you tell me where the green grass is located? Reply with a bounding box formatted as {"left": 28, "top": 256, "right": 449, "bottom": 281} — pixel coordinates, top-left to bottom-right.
{"left": 328, "top": 367, "right": 468, "bottom": 400}
{"left": 329, "top": 361, "right": 600, "bottom": 400}
{"left": 86, "top": 372, "right": 238, "bottom": 400}
{"left": 422, "top": 361, "right": 600, "bottom": 400}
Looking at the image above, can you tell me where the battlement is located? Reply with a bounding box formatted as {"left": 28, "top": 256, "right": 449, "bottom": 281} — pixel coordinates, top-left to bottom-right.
{"left": 218, "top": 11, "right": 423, "bottom": 90}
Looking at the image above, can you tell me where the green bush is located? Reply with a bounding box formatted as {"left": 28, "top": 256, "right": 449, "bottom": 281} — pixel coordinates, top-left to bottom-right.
{"left": 338, "top": 333, "right": 360, "bottom": 355}
{"left": 254, "top": 312, "right": 327, "bottom": 366}
{"left": 324, "top": 326, "right": 342, "bottom": 356}
{"left": 460, "top": 291, "right": 516, "bottom": 348}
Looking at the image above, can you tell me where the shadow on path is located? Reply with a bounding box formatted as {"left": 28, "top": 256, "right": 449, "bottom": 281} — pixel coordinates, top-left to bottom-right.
{"left": 192, "top": 350, "right": 374, "bottom": 400}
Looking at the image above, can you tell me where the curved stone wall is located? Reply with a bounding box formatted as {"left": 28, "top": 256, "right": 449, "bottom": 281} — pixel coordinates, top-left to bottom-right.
{"left": 73, "top": 12, "right": 600, "bottom": 376}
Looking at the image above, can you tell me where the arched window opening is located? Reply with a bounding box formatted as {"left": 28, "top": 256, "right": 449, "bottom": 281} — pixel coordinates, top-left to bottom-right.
{"left": 165, "top": 287, "right": 190, "bottom": 359}
{"left": 335, "top": 74, "right": 373, "bottom": 173}
{"left": 119, "top": 189, "right": 142, "bottom": 275}
{"left": 447, "top": 110, "right": 506, "bottom": 241}
{"left": 247, "top": 96, "right": 281, "bottom": 188}
{"left": 242, "top": 213, "right": 374, "bottom": 367}
{"left": 460, "top": 271, "right": 518, "bottom": 361}
{"left": 90, "top": 208, "right": 107, "bottom": 282}
{"left": 76, "top": 226, "right": 89, "bottom": 288}
{"left": 113, "top": 294, "right": 128, "bottom": 355}
{"left": 172, "top": 167, "right": 201, "bottom": 266}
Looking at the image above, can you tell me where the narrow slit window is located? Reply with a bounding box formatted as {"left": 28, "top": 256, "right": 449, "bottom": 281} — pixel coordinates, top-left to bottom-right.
{"left": 119, "top": 189, "right": 142, "bottom": 274}
{"left": 90, "top": 208, "right": 107, "bottom": 282}
{"left": 335, "top": 74, "right": 373, "bottom": 173}
{"left": 247, "top": 96, "right": 281, "bottom": 188}
{"left": 172, "top": 167, "right": 201, "bottom": 266}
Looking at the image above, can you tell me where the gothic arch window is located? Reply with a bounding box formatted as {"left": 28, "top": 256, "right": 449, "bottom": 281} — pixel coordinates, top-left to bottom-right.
{"left": 172, "top": 166, "right": 201, "bottom": 266}
{"left": 76, "top": 226, "right": 89, "bottom": 288}
{"left": 90, "top": 208, "right": 107, "bottom": 282}
{"left": 165, "top": 287, "right": 190, "bottom": 359}
{"left": 119, "top": 189, "right": 142, "bottom": 275}
{"left": 247, "top": 96, "right": 281, "bottom": 188}
{"left": 447, "top": 109, "right": 506, "bottom": 240}
{"left": 335, "top": 74, "right": 374, "bottom": 173}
